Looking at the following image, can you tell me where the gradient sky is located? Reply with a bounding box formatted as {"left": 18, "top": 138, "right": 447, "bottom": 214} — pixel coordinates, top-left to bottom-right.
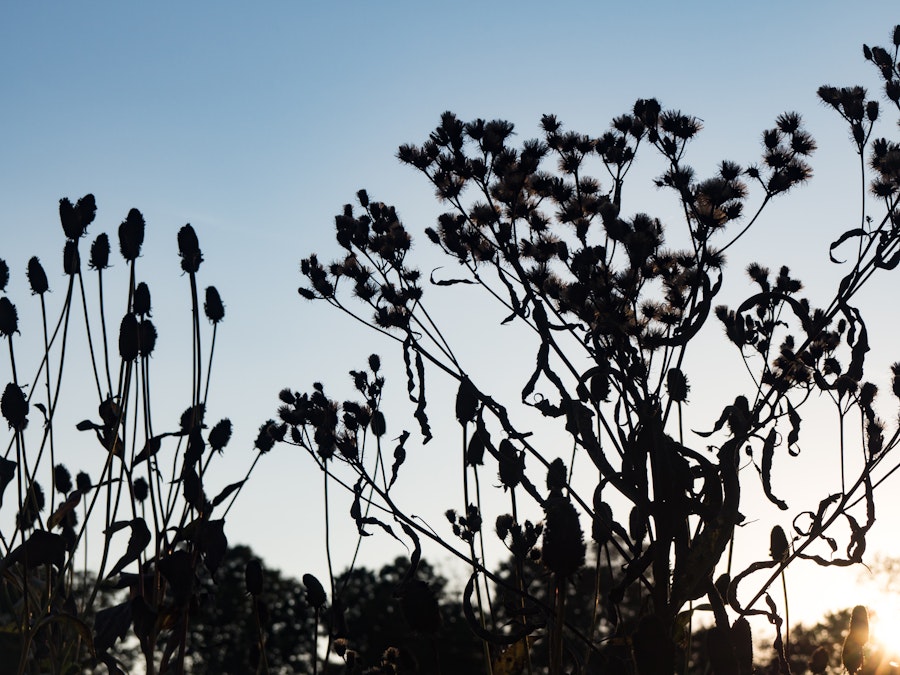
{"left": 4, "top": 2, "right": 900, "bottom": 632}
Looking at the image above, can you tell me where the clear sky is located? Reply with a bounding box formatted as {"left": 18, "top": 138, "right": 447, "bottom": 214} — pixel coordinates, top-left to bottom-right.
{"left": 4, "top": 1, "right": 900, "bottom": 634}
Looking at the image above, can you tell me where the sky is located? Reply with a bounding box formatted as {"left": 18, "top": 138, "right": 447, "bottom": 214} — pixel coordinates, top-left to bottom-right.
{"left": 4, "top": 0, "right": 900, "bottom": 637}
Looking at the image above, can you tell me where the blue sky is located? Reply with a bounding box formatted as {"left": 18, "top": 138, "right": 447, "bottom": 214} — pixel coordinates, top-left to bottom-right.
{"left": 4, "top": 2, "right": 900, "bottom": 629}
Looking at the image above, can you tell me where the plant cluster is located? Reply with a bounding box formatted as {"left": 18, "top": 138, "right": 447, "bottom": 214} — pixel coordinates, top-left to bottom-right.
{"left": 269, "top": 24, "right": 900, "bottom": 675}
{"left": 0, "top": 197, "right": 259, "bottom": 674}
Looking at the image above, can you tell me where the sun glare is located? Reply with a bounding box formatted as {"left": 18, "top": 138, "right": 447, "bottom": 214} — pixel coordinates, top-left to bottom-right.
{"left": 870, "top": 604, "right": 900, "bottom": 669}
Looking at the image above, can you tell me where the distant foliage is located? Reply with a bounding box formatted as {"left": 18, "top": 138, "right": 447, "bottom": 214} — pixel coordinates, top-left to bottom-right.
{"left": 269, "top": 23, "right": 900, "bottom": 675}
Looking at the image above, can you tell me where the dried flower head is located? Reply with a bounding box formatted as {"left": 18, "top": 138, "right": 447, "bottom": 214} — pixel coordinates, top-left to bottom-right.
{"left": 246, "top": 559, "right": 263, "bottom": 596}
{"left": 177, "top": 224, "right": 203, "bottom": 273}
{"left": 0, "top": 298, "right": 19, "bottom": 338}
{"left": 208, "top": 418, "right": 233, "bottom": 454}
{"left": 90, "top": 233, "right": 110, "bottom": 271}
{"left": 204, "top": 286, "right": 224, "bottom": 324}
{"left": 75, "top": 471, "right": 92, "bottom": 493}
{"left": 132, "top": 476, "right": 149, "bottom": 502}
{"left": 133, "top": 282, "right": 151, "bottom": 317}
{"left": 1, "top": 382, "right": 28, "bottom": 431}
{"left": 27, "top": 257, "right": 48, "bottom": 295}
{"left": 0, "top": 259, "right": 8, "bottom": 292}
{"left": 119, "top": 208, "right": 146, "bottom": 261}
{"left": 63, "top": 240, "right": 80, "bottom": 276}
{"left": 54, "top": 464, "right": 72, "bottom": 495}
{"left": 118, "top": 313, "right": 140, "bottom": 361}
{"left": 302, "top": 573, "right": 326, "bottom": 609}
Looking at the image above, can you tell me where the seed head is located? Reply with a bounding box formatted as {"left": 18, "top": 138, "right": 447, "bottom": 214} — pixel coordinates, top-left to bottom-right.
{"left": 119, "top": 208, "right": 145, "bottom": 261}
{"left": 0, "top": 298, "right": 19, "bottom": 337}
{"left": 208, "top": 418, "right": 233, "bottom": 454}
{"left": 75, "top": 471, "right": 92, "bottom": 493}
{"left": 246, "top": 559, "right": 263, "bottom": 596}
{"left": 132, "top": 476, "right": 149, "bottom": 502}
{"left": 54, "top": 464, "right": 72, "bottom": 495}
{"left": 27, "top": 257, "right": 48, "bottom": 295}
{"left": 177, "top": 224, "right": 203, "bottom": 273}
{"left": 118, "top": 313, "right": 139, "bottom": 361}
{"left": 1, "top": 382, "right": 28, "bottom": 431}
{"left": 0, "top": 259, "right": 8, "bottom": 292}
{"left": 63, "top": 241, "right": 80, "bottom": 275}
{"left": 204, "top": 286, "right": 224, "bottom": 324}
{"left": 133, "top": 282, "right": 151, "bottom": 317}
{"left": 303, "top": 573, "right": 327, "bottom": 609}
{"left": 90, "top": 233, "right": 111, "bottom": 271}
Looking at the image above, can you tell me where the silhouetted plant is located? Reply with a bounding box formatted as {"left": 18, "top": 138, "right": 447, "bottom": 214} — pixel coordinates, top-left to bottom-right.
{"left": 270, "top": 23, "right": 900, "bottom": 675}
{"left": 0, "top": 197, "right": 260, "bottom": 674}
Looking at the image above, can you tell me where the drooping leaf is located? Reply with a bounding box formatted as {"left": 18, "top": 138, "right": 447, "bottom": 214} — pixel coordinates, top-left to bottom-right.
{"left": 211, "top": 480, "right": 245, "bottom": 508}
{"left": 106, "top": 518, "right": 151, "bottom": 580}
{"left": 388, "top": 430, "right": 410, "bottom": 490}
{"left": 0, "top": 530, "right": 66, "bottom": 572}
{"left": 0, "top": 456, "right": 15, "bottom": 507}
{"left": 94, "top": 601, "right": 132, "bottom": 654}
{"left": 761, "top": 428, "right": 788, "bottom": 510}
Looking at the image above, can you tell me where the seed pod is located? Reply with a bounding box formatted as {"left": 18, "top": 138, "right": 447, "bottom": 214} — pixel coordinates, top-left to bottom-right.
{"left": 1, "top": 382, "right": 28, "bottom": 431}
{"left": 90, "top": 233, "right": 110, "bottom": 270}
{"left": 370, "top": 410, "right": 386, "bottom": 437}
{"left": 706, "top": 626, "right": 738, "bottom": 675}
{"left": 208, "top": 419, "right": 233, "bottom": 454}
{"left": 666, "top": 367, "right": 690, "bottom": 402}
{"left": 368, "top": 354, "right": 380, "bottom": 372}
{"left": 0, "top": 298, "right": 18, "bottom": 337}
{"left": 59, "top": 198, "right": 80, "bottom": 240}
{"left": 842, "top": 605, "right": 869, "bottom": 675}
{"left": 138, "top": 320, "right": 157, "bottom": 357}
{"left": 63, "top": 241, "right": 80, "bottom": 275}
{"left": 541, "top": 493, "right": 585, "bottom": 577}
{"left": 546, "top": 457, "right": 567, "bottom": 492}
{"left": 118, "top": 313, "right": 139, "bottom": 361}
{"left": 119, "top": 208, "right": 145, "bottom": 261}
{"left": 177, "top": 224, "right": 203, "bottom": 273}
{"left": 54, "top": 464, "right": 73, "bottom": 495}
{"left": 466, "top": 428, "right": 486, "bottom": 466}
{"left": 455, "top": 377, "right": 478, "bottom": 425}
{"left": 770, "top": 525, "right": 789, "bottom": 562}
{"left": 0, "top": 259, "right": 8, "bottom": 291}
{"left": 204, "top": 286, "right": 224, "bottom": 324}
{"left": 245, "top": 559, "right": 263, "bottom": 596}
{"left": 132, "top": 477, "right": 149, "bottom": 502}
{"left": 809, "top": 646, "right": 829, "bottom": 674}
{"left": 133, "top": 282, "right": 151, "bottom": 317}
{"left": 497, "top": 439, "right": 523, "bottom": 490}
{"left": 17, "top": 480, "right": 45, "bottom": 530}
{"left": 75, "top": 471, "right": 92, "bottom": 493}
{"left": 27, "top": 257, "right": 48, "bottom": 295}
{"left": 732, "top": 617, "right": 753, "bottom": 675}
{"left": 302, "top": 573, "right": 327, "bottom": 609}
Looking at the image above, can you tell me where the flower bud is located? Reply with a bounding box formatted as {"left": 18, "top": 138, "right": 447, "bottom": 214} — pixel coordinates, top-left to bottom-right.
{"left": 27, "top": 257, "right": 48, "bottom": 295}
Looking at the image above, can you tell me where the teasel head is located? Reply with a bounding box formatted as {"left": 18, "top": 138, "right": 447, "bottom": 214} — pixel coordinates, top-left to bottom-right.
{"left": 0, "top": 298, "right": 18, "bottom": 338}
{"left": 118, "top": 208, "right": 145, "bottom": 261}
{"left": 177, "top": 224, "right": 203, "bottom": 273}
{"left": 54, "top": 464, "right": 72, "bottom": 495}
{"left": 842, "top": 605, "right": 869, "bottom": 674}
{"left": 541, "top": 492, "right": 585, "bottom": 577}
{"left": 75, "top": 471, "right": 92, "bottom": 493}
{"left": 666, "top": 367, "right": 690, "bottom": 402}
{"left": 132, "top": 476, "right": 149, "bottom": 503}
{"left": 27, "top": 257, "right": 48, "bottom": 295}
{"left": 208, "top": 418, "right": 233, "bottom": 454}
{"left": 770, "top": 525, "right": 790, "bottom": 562}
{"left": 204, "top": 286, "right": 224, "bottom": 324}
{"left": 1, "top": 382, "right": 28, "bottom": 431}
{"left": 63, "top": 241, "right": 80, "bottom": 276}
{"left": 90, "top": 233, "right": 110, "bottom": 271}
{"left": 0, "top": 259, "right": 8, "bottom": 292}
{"left": 302, "top": 573, "right": 326, "bottom": 610}
{"left": 118, "top": 313, "right": 139, "bottom": 361}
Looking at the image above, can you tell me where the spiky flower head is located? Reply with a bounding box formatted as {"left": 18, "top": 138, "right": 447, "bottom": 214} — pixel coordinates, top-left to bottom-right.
{"left": 27, "top": 257, "right": 48, "bottom": 295}
{"left": 204, "top": 286, "right": 224, "bottom": 324}
{"left": 118, "top": 208, "right": 145, "bottom": 261}
{"left": 177, "top": 224, "right": 203, "bottom": 273}
{"left": 89, "top": 233, "right": 110, "bottom": 271}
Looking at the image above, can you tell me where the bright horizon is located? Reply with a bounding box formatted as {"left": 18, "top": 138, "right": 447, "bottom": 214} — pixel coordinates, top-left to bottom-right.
{"left": 4, "top": 2, "right": 900, "bottom": 644}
